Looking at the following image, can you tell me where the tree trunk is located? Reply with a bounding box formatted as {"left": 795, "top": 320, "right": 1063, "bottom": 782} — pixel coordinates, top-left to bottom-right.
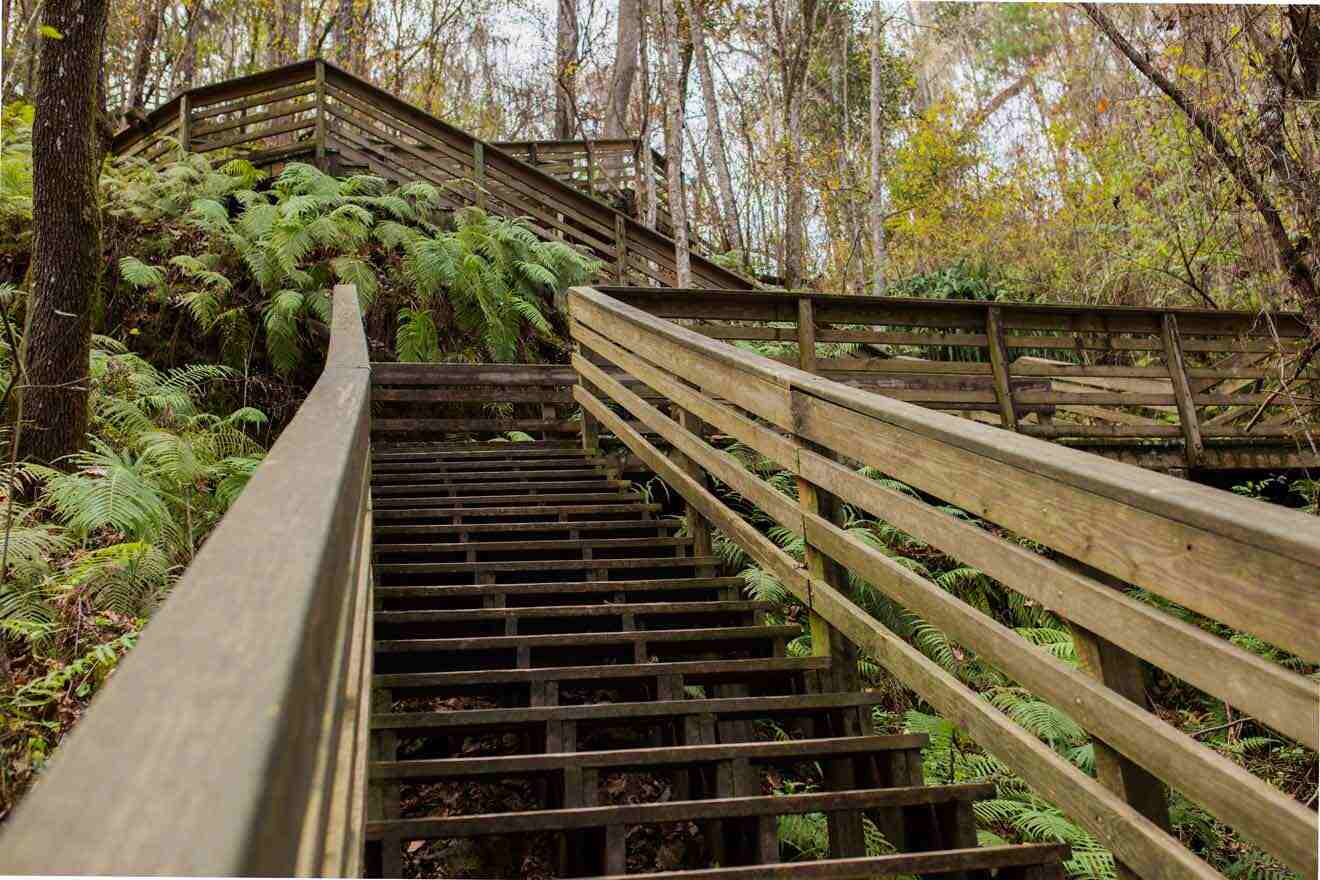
{"left": 17, "top": 0, "right": 109, "bottom": 467}
{"left": 772, "top": 0, "right": 821, "bottom": 290}
{"left": 869, "top": 1, "right": 886, "bottom": 294}
{"left": 334, "top": 0, "right": 355, "bottom": 71}
{"left": 684, "top": 0, "right": 744, "bottom": 257}
{"left": 173, "top": 1, "right": 205, "bottom": 93}
{"left": 1081, "top": 3, "right": 1320, "bottom": 341}
{"left": 268, "top": 0, "right": 301, "bottom": 66}
{"left": 658, "top": 0, "right": 690, "bottom": 286}
{"left": 554, "top": 0, "right": 579, "bottom": 139}
{"left": 127, "top": 0, "right": 165, "bottom": 109}
{"left": 638, "top": 0, "right": 658, "bottom": 228}
{"left": 604, "top": 0, "right": 640, "bottom": 137}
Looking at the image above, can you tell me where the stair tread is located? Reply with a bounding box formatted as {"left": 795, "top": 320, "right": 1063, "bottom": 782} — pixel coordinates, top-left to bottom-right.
{"left": 375, "top": 555, "right": 721, "bottom": 573}
{"left": 375, "top": 623, "right": 798, "bottom": 652}
{"left": 374, "top": 518, "right": 683, "bottom": 536}
{"left": 372, "top": 468, "right": 613, "bottom": 481}
{"left": 375, "top": 576, "right": 742, "bottom": 598}
{"left": 373, "top": 536, "right": 694, "bottom": 554}
{"left": 374, "top": 502, "right": 663, "bottom": 518}
{"left": 371, "top": 735, "right": 929, "bottom": 778}
{"left": 372, "top": 480, "right": 629, "bottom": 496}
{"left": 373, "top": 692, "right": 886, "bottom": 729}
{"left": 365, "top": 784, "right": 997, "bottom": 838}
{"left": 374, "top": 491, "right": 639, "bottom": 507}
{"left": 581, "top": 844, "right": 1073, "bottom": 880}
{"left": 374, "top": 656, "right": 829, "bottom": 688}
{"left": 374, "top": 600, "right": 767, "bottom": 623}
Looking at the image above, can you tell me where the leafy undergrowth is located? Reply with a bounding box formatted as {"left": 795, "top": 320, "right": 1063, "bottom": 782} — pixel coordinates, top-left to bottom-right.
{"left": 0, "top": 343, "right": 266, "bottom": 821}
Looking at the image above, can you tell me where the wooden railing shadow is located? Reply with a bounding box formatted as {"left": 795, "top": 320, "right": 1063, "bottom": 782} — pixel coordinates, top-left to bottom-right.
{"left": 0, "top": 285, "right": 374, "bottom": 874}
{"left": 567, "top": 285, "right": 1319, "bottom": 880}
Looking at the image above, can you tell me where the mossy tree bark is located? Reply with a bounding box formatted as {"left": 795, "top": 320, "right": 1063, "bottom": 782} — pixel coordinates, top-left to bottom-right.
{"left": 17, "top": 0, "right": 110, "bottom": 467}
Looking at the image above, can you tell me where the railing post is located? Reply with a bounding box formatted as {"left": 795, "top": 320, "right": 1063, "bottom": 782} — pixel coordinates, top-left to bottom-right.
{"left": 987, "top": 305, "right": 1019, "bottom": 431}
{"left": 178, "top": 93, "right": 192, "bottom": 153}
{"left": 615, "top": 213, "right": 628, "bottom": 283}
{"left": 672, "top": 406, "right": 716, "bottom": 580}
{"left": 632, "top": 140, "right": 645, "bottom": 220}
{"left": 1067, "top": 612, "right": 1172, "bottom": 880}
{"left": 793, "top": 295, "right": 866, "bottom": 857}
{"left": 473, "top": 141, "right": 487, "bottom": 210}
{"left": 314, "top": 59, "right": 327, "bottom": 171}
{"left": 1161, "top": 313, "right": 1203, "bottom": 470}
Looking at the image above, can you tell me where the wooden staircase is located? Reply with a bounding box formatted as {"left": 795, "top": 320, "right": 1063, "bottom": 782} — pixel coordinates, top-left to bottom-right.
{"left": 364, "top": 438, "right": 1069, "bottom": 878}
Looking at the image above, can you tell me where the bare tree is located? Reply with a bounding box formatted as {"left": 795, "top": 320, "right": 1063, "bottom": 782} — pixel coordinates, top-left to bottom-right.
{"left": 657, "top": 0, "right": 691, "bottom": 286}
{"left": 869, "top": 0, "right": 885, "bottom": 294}
{"left": 17, "top": 0, "right": 110, "bottom": 466}
{"left": 1080, "top": 3, "right": 1320, "bottom": 341}
{"left": 127, "top": 0, "right": 166, "bottom": 109}
{"left": 770, "top": 0, "right": 823, "bottom": 289}
{"left": 604, "top": 0, "right": 641, "bottom": 137}
{"left": 684, "top": 0, "right": 743, "bottom": 258}
{"left": 554, "top": 0, "right": 579, "bottom": 138}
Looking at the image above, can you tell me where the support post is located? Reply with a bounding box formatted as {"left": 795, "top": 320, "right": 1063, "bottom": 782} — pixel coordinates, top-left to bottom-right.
{"left": 674, "top": 406, "right": 716, "bottom": 578}
{"left": 313, "top": 59, "right": 327, "bottom": 170}
{"left": 473, "top": 142, "right": 487, "bottom": 210}
{"left": 987, "top": 305, "right": 1019, "bottom": 430}
{"left": 1069, "top": 617, "right": 1172, "bottom": 880}
{"left": 1162, "top": 313, "right": 1203, "bottom": 470}
{"left": 794, "top": 294, "right": 865, "bottom": 857}
{"left": 178, "top": 93, "right": 191, "bottom": 154}
{"left": 615, "top": 213, "right": 628, "bottom": 283}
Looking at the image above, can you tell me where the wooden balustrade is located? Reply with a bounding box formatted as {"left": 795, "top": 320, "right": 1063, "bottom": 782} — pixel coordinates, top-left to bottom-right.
{"left": 567, "top": 285, "right": 1320, "bottom": 880}
{"left": 0, "top": 285, "right": 375, "bottom": 874}
{"left": 110, "top": 60, "right": 750, "bottom": 291}
{"left": 595, "top": 286, "right": 1319, "bottom": 472}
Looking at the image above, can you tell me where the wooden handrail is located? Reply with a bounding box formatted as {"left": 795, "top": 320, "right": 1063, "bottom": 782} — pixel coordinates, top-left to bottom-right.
{"left": 0, "top": 285, "right": 374, "bottom": 874}
{"left": 567, "top": 285, "right": 1320, "bottom": 880}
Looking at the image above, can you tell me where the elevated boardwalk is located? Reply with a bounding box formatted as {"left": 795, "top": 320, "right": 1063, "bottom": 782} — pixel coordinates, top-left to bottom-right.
{"left": 1, "top": 64, "right": 1315, "bottom": 879}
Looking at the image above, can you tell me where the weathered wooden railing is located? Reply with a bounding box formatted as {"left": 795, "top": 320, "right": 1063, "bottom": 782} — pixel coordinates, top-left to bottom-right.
{"left": 0, "top": 285, "right": 374, "bottom": 874}
{"left": 492, "top": 137, "right": 667, "bottom": 218}
{"left": 595, "top": 287, "right": 1320, "bottom": 472}
{"left": 110, "top": 59, "right": 751, "bottom": 291}
{"left": 567, "top": 285, "right": 1319, "bottom": 880}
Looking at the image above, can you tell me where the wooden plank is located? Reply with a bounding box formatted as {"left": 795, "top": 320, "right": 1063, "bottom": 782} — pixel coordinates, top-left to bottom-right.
{"left": 372, "top": 735, "right": 926, "bottom": 778}
{"left": 0, "top": 286, "right": 372, "bottom": 874}
{"left": 1162, "top": 314, "right": 1205, "bottom": 468}
{"left": 987, "top": 306, "right": 1019, "bottom": 430}
{"left": 375, "top": 656, "right": 830, "bottom": 689}
{"left": 371, "top": 418, "right": 578, "bottom": 433}
{"left": 588, "top": 844, "right": 1072, "bottom": 880}
{"left": 791, "top": 473, "right": 1316, "bottom": 875}
{"left": 366, "top": 784, "right": 995, "bottom": 838}
{"left": 791, "top": 445, "right": 1317, "bottom": 749}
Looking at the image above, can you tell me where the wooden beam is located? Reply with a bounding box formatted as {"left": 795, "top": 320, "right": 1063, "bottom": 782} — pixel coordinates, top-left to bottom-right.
{"left": 1162, "top": 314, "right": 1204, "bottom": 469}
{"left": 987, "top": 305, "right": 1019, "bottom": 430}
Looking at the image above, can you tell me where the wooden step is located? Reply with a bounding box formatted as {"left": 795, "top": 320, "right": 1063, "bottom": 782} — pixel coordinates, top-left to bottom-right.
{"left": 373, "top": 502, "right": 663, "bottom": 520}
{"left": 371, "top": 445, "right": 585, "bottom": 461}
{"left": 372, "top": 536, "right": 694, "bottom": 555}
{"left": 373, "top": 468, "right": 614, "bottom": 484}
{"left": 373, "top": 457, "right": 608, "bottom": 473}
{"left": 374, "top": 518, "right": 683, "bottom": 537}
{"left": 373, "top": 656, "right": 830, "bottom": 690}
{"left": 374, "top": 600, "right": 767, "bottom": 624}
{"left": 372, "top": 491, "right": 638, "bottom": 508}
{"left": 584, "top": 844, "right": 1072, "bottom": 880}
{"left": 374, "top": 623, "right": 798, "bottom": 655}
{"left": 374, "top": 555, "right": 720, "bottom": 575}
{"left": 371, "top": 734, "right": 928, "bottom": 780}
{"left": 371, "top": 479, "right": 629, "bottom": 497}
{"left": 372, "top": 692, "right": 885, "bottom": 732}
{"left": 365, "top": 783, "right": 995, "bottom": 838}
{"left": 374, "top": 575, "right": 743, "bottom": 601}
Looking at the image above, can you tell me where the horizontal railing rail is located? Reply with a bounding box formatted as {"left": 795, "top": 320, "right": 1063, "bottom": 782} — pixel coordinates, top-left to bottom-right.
{"left": 593, "top": 287, "right": 1319, "bottom": 470}
{"left": 567, "top": 285, "right": 1320, "bottom": 880}
{"left": 0, "top": 285, "right": 374, "bottom": 875}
